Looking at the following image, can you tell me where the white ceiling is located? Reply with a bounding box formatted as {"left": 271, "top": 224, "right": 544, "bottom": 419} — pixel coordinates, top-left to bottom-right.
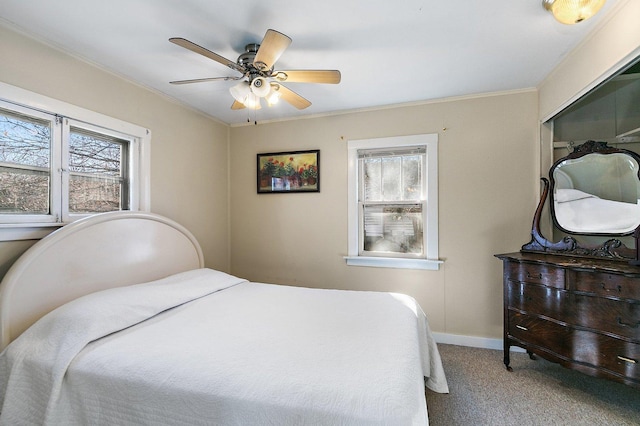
{"left": 0, "top": 0, "right": 620, "bottom": 125}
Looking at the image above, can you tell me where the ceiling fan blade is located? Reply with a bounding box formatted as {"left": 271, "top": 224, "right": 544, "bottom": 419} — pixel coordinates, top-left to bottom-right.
{"left": 170, "top": 76, "right": 243, "bottom": 85}
{"left": 276, "top": 84, "right": 312, "bottom": 110}
{"left": 274, "top": 70, "right": 341, "bottom": 84}
{"left": 253, "top": 29, "right": 292, "bottom": 71}
{"left": 169, "top": 37, "right": 245, "bottom": 74}
{"left": 231, "top": 100, "right": 246, "bottom": 110}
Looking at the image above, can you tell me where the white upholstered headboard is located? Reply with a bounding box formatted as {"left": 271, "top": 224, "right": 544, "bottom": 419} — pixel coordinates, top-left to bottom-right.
{"left": 0, "top": 211, "right": 204, "bottom": 350}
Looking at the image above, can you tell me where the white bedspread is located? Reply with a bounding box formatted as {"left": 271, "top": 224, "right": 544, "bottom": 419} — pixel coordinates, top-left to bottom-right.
{"left": 554, "top": 189, "right": 640, "bottom": 233}
{"left": 0, "top": 268, "right": 447, "bottom": 425}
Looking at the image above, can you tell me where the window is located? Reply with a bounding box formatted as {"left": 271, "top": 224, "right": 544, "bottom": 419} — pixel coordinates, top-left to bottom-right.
{"left": 346, "top": 134, "right": 442, "bottom": 270}
{"left": 0, "top": 106, "right": 52, "bottom": 217}
{"left": 65, "top": 124, "right": 130, "bottom": 215}
{"left": 0, "top": 82, "right": 150, "bottom": 241}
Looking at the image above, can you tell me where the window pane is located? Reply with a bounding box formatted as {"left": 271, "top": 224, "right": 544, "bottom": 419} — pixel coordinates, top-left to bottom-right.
{"left": 403, "top": 155, "right": 422, "bottom": 199}
{"left": 0, "top": 168, "right": 49, "bottom": 214}
{"left": 69, "top": 175, "right": 122, "bottom": 213}
{"left": 363, "top": 158, "right": 381, "bottom": 201}
{"left": 0, "top": 109, "right": 51, "bottom": 214}
{"left": 361, "top": 152, "right": 423, "bottom": 202}
{"left": 69, "top": 128, "right": 127, "bottom": 213}
{"left": 381, "top": 156, "right": 402, "bottom": 201}
{"left": 69, "top": 129, "right": 123, "bottom": 176}
{"left": 363, "top": 204, "right": 423, "bottom": 255}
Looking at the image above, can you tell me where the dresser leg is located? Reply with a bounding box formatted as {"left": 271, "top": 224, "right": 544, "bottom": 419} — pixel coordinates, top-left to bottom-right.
{"left": 504, "top": 346, "right": 512, "bottom": 372}
{"left": 527, "top": 350, "right": 536, "bottom": 360}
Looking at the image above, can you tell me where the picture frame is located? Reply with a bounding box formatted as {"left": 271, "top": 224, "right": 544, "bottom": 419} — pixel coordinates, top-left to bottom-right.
{"left": 257, "top": 150, "right": 320, "bottom": 193}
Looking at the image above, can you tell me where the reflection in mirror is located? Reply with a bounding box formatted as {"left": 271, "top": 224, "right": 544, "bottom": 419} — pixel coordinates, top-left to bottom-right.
{"left": 523, "top": 141, "right": 640, "bottom": 261}
{"left": 552, "top": 152, "right": 640, "bottom": 234}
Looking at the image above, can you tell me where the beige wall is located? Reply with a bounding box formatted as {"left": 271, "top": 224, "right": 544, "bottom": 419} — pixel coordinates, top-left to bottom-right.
{"left": 0, "top": 24, "right": 230, "bottom": 273}
{"left": 229, "top": 91, "right": 539, "bottom": 338}
{"left": 3, "top": 0, "right": 635, "bottom": 342}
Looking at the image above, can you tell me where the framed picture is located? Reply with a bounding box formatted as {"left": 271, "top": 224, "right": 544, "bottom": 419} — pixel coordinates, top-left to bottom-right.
{"left": 257, "top": 150, "right": 320, "bottom": 193}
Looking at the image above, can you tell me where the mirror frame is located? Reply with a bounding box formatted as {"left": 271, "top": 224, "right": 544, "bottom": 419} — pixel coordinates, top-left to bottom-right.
{"left": 522, "top": 140, "right": 640, "bottom": 262}
{"left": 550, "top": 140, "right": 640, "bottom": 236}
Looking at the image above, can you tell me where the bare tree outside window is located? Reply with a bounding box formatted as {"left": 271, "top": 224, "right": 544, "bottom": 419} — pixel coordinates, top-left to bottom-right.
{"left": 0, "top": 89, "right": 147, "bottom": 233}
{"left": 68, "top": 129, "right": 128, "bottom": 213}
{"left": 0, "top": 108, "right": 128, "bottom": 216}
{"left": 0, "top": 110, "right": 51, "bottom": 214}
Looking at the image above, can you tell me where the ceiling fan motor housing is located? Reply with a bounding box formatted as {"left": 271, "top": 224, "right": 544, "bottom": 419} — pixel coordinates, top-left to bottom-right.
{"left": 237, "top": 43, "right": 259, "bottom": 67}
{"left": 238, "top": 43, "right": 273, "bottom": 76}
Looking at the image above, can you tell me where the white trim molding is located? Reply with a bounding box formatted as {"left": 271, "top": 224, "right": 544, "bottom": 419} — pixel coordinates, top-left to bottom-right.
{"left": 433, "top": 332, "right": 525, "bottom": 353}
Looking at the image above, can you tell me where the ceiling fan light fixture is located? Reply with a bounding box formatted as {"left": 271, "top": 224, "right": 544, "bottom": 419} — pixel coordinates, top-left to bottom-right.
{"left": 243, "top": 92, "right": 261, "bottom": 110}
{"left": 266, "top": 84, "right": 281, "bottom": 106}
{"left": 250, "top": 77, "right": 271, "bottom": 97}
{"left": 543, "top": 0, "right": 606, "bottom": 25}
{"left": 230, "top": 81, "right": 251, "bottom": 103}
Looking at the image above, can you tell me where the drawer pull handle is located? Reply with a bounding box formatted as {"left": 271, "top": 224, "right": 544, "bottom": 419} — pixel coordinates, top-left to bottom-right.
{"left": 617, "top": 317, "right": 640, "bottom": 329}
{"left": 526, "top": 272, "right": 542, "bottom": 280}
{"left": 601, "top": 283, "right": 622, "bottom": 293}
{"left": 617, "top": 356, "right": 638, "bottom": 364}
{"left": 516, "top": 325, "right": 528, "bottom": 331}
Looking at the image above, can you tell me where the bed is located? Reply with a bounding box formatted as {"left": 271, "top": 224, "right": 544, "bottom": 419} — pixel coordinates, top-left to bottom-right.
{"left": 554, "top": 188, "right": 640, "bottom": 234}
{"left": 0, "top": 211, "right": 448, "bottom": 425}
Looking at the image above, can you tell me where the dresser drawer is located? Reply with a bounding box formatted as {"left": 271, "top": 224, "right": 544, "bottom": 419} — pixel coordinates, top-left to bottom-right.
{"left": 568, "top": 295, "right": 640, "bottom": 342}
{"left": 568, "top": 270, "right": 640, "bottom": 300}
{"left": 508, "top": 310, "right": 570, "bottom": 353}
{"left": 508, "top": 311, "right": 640, "bottom": 381}
{"left": 506, "top": 281, "right": 566, "bottom": 318}
{"left": 508, "top": 287, "right": 640, "bottom": 341}
{"left": 505, "top": 261, "right": 565, "bottom": 288}
{"left": 596, "top": 340, "right": 640, "bottom": 381}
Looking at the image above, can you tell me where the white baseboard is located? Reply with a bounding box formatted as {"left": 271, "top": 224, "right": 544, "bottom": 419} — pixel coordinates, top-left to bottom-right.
{"left": 432, "top": 332, "right": 525, "bottom": 352}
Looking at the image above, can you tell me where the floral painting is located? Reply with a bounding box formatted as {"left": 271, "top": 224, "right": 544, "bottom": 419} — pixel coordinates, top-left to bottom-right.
{"left": 257, "top": 150, "right": 320, "bottom": 193}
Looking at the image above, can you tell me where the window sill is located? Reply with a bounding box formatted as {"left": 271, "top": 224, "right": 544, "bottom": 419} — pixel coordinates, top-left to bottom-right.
{"left": 344, "top": 256, "right": 443, "bottom": 270}
{"left": 0, "top": 223, "right": 63, "bottom": 242}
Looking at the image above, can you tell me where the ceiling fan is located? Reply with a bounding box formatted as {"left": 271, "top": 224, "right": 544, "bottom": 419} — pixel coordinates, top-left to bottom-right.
{"left": 169, "top": 29, "right": 341, "bottom": 111}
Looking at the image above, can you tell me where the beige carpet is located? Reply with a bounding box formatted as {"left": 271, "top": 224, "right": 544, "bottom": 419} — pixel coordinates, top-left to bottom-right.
{"left": 425, "top": 344, "right": 640, "bottom": 426}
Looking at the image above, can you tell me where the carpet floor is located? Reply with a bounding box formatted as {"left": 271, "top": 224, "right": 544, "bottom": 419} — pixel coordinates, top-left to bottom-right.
{"left": 425, "top": 344, "right": 640, "bottom": 426}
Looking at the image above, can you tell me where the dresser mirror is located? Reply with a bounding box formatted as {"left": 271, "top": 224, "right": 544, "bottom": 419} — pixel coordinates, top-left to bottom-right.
{"left": 551, "top": 142, "right": 640, "bottom": 235}
{"left": 523, "top": 140, "right": 640, "bottom": 261}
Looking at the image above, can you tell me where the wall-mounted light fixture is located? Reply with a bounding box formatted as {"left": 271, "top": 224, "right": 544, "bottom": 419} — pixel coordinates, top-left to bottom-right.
{"left": 543, "top": 0, "right": 606, "bottom": 25}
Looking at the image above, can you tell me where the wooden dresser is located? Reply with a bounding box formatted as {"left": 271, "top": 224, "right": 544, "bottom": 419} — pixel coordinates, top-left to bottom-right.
{"left": 496, "top": 251, "right": 640, "bottom": 387}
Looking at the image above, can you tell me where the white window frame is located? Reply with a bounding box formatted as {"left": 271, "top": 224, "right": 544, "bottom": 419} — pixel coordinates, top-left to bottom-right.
{"left": 345, "top": 134, "right": 442, "bottom": 270}
{"left": 0, "top": 81, "right": 150, "bottom": 241}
